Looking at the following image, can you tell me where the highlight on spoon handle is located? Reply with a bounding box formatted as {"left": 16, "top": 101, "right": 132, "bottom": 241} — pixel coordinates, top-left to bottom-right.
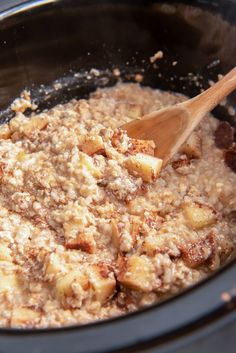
{"left": 184, "top": 66, "right": 236, "bottom": 121}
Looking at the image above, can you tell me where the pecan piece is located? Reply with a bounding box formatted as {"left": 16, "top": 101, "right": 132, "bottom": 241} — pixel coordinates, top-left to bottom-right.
{"left": 214, "top": 122, "right": 234, "bottom": 149}
{"left": 224, "top": 148, "right": 236, "bottom": 173}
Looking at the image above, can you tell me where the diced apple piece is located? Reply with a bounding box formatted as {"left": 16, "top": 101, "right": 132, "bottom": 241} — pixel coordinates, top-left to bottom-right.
{"left": 55, "top": 270, "right": 88, "bottom": 299}
{"left": 181, "top": 240, "right": 212, "bottom": 268}
{"left": 79, "top": 154, "right": 102, "bottom": 178}
{"left": 0, "top": 244, "right": 12, "bottom": 262}
{"left": 180, "top": 133, "right": 202, "bottom": 159}
{"left": 63, "top": 217, "right": 95, "bottom": 253}
{"left": 45, "top": 253, "right": 63, "bottom": 276}
{"left": 128, "top": 196, "right": 146, "bottom": 215}
{"left": 111, "top": 217, "right": 140, "bottom": 251}
{"left": 22, "top": 116, "right": 48, "bottom": 138}
{"left": 142, "top": 235, "right": 161, "bottom": 256}
{"left": 63, "top": 216, "right": 88, "bottom": 239}
{"left": 126, "top": 103, "right": 143, "bottom": 119}
{"left": 183, "top": 203, "right": 216, "bottom": 230}
{"left": 0, "top": 271, "right": 18, "bottom": 293}
{"left": 118, "top": 255, "right": 155, "bottom": 292}
{"left": 87, "top": 264, "right": 116, "bottom": 303}
{"left": 81, "top": 136, "right": 105, "bottom": 156}
{"left": 117, "top": 103, "right": 142, "bottom": 119}
{"left": 10, "top": 115, "right": 48, "bottom": 137}
{"left": 111, "top": 219, "right": 120, "bottom": 248}
{"left": 128, "top": 138, "right": 155, "bottom": 156}
{"left": 130, "top": 216, "right": 141, "bottom": 239}
{"left": 65, "top": 233, "right": 96, "bottom": 254}
{"left": 0, "top": 162, "right": 5, "bottom": 180}
{"left": 11, "top": 307, "right": 40, "bottom": 326}
{"left": 16, "top": 151, "right": 26, "bottom": 162}
{"left": 9, "top": 114, "right": 24, "bottom": 132}
{"left": 0, "top": 124, "right": 11, "bottom": 140}
{"left": 64, "top": 219, "right": 82, "bottom": 238}
{"left": 125, "top": 153, "right": 163, "bottom": 182}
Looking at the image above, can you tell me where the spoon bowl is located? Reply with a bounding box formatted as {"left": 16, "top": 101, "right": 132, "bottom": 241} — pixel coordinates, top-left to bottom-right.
{"left": 122, "top": 67, "right": 236, "bottom": 166}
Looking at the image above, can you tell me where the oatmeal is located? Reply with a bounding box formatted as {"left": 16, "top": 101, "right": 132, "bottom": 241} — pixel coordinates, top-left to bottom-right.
{"left": 0, "top": 83, "right": 235, "bottom": 328}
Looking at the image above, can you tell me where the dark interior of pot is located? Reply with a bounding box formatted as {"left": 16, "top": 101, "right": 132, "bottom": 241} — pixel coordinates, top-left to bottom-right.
{"left": 0, "top": 0, "right": 235, "bottom": 128}
{"left": 0, "top": 1, "right": 236, "bottom": 352}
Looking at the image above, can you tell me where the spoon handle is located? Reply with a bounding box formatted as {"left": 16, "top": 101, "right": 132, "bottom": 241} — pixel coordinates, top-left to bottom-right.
{"left": 183, "top": 66, "right": 236, "bottom": 121}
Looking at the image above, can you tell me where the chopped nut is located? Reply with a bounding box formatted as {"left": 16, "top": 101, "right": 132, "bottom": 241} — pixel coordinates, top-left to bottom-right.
{"left": 183, "top": 202, "right": 216, "bottom": 230}
{"left": 214, "top": 122, "right": 234, "bottom": 149}
{"left": 224, "top": 148, "right": 236, "bottom": 173}
{"left": 118, "top": 255, "right": 155, "bottom": 292}
{"left": 125, "top": 153, "right": 163, "bottom": 182}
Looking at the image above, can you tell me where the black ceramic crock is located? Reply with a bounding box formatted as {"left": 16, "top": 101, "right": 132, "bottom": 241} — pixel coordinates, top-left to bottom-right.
{"left": 0, "top": 1, "right": 236, "bottom": 353}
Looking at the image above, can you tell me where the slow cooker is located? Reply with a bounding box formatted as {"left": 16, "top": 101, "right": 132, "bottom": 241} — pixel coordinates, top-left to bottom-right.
{"left": 0, "top": 1, "right": 236, "bottom": 352}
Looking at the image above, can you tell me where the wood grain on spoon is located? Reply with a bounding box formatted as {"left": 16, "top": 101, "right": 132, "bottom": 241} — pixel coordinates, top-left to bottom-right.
{"left": 122, "top": 67, "right": 236, "bottom": 166}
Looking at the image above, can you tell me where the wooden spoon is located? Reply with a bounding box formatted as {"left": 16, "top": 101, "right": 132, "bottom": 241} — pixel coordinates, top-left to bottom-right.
{"left": 122, "top": 67, "right": 236, "bottom": 166}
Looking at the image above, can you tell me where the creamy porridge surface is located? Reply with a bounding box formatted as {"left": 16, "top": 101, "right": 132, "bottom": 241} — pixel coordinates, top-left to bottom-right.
{"left": 0, "top": 83, "right": 235, "bottom": 328}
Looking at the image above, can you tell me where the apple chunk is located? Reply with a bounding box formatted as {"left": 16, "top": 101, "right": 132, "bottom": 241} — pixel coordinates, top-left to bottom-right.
{"left": 183, "top": 203, "right": 216, "bottom": 230}
{"left": 0, "top": 271, "right": 18, "bottom": 293}
{"left": 81, "top": 136, "right": 105, "bottom": 156}
{"left": 87, "top": 264, "right": 116, "bottom": 304}
{"left": 11, "top": 308, "right": 40, "bottom": 326}
{"left": 118, "top": 255, "right": 155, "bottom": 292}
{"left": 125, "top": 153, "right": 163, "bottom": 182}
